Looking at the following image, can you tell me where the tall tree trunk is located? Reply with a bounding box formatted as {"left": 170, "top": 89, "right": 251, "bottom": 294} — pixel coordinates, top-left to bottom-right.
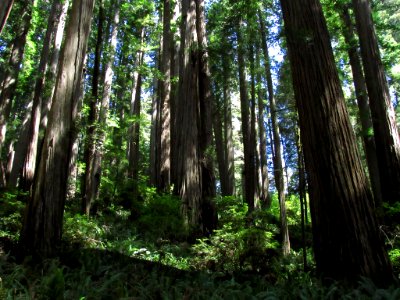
{"left": 352, "top": 0, "right": 400, "bottom": 208}
{"left": 255, "top": 41, "right": 270, "bottom": 206}
{"left": 83, "top": 0, "right": 120, "bottom": 214}
{"left": 169, "top": 0, "right": 180, "bottom": 188}
{"left": 128, "top": 29, "right": 145, "bottom": 205}
{"left": 196, "top": 0, "right": 216, "bottom": 234}
{"left": 338, "top": 4, "right": 382, "bottom": 207}
{"left": 20, "top": 0, "right": 65, "bottom": 191}
{"left": 296, "top": 129, "right": 307, "bottom": 270}
{"left": 150, "top": 4, "right": 163, "bottom": 188}
{"left": 249, "top": 43, "right": 259, "bottom": 208}
{"left": 213, "top": 96, "right": 228, "bottom": 195}
{"left": 82, "top": 1, "right": 105, "bottom": 215}
{"left": 149, "top": 2, "right": 162, "bottom": 187}
{"left": 67, "top": 133, "right": 80, "bottom": 200}
{"left": 0, "top": 0, "right": 14, "bottom": 34}
{"left": 94, "top": 0, "right": 120, "bottom": 196}
{"left": 159, "top": 0, "right": 172, "bottom": 191}
{"left": 280, "top": 0, "right": 392, "bottom": 283}
{"left": 107, "top": 37, "right": 128, "bottom": 197}
{"left": 222, "top": 55, "right": 235, "bottom": 196}
{"left": 20, "top": 0, "right": 95, "bottom": 257}
{"left": 128, "top": 69, "right": 143, "bottom": 204}
{"left": 149, "top": 48, "right": 161, "bottom": 187}
{"left": 259, "top": 10, "right": 290, "bottom": 255}
{"left": 176, "top": 0, "right": 215, "bottom": 234}
{"left": 6, "top": 106, "right": 30, "bottom": 187}
{"left": 236, "top": 20, "right": 255, "bottom": 212}
{"left": 176, "top": 0, "right": 202, "bottom": 230}
{"left": 0, "top": 0, "right": 32, "bottom": 171}
{"left": 40, "top": 0, "right": 69, "bottom": 131}
{"left": 67, "top": 63, "right": 86, "bottom": 201}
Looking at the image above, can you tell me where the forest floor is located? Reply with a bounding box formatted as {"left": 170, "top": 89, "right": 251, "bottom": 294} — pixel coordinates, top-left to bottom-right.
{"left": 1, "top": 192, "right": 400, "bottom": 299}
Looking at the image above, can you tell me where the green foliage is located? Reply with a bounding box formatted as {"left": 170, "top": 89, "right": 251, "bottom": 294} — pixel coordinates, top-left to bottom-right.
{"left": 2, "top": 251, "right": 400, "bottom": 299}
{"left": 380, "top": 224, "right": 400, "bottom": 276}
{"left": 40, "top": 260, "right": 65, "bottom": 300}
{"left": 191, "top": 196, "right": 279, "bottom": 273}
{"left": 1, "top": 188, "right": 399, "bottom": 299}
{"left": 137, "top": 193, "right": 186, "bottom": 241}
{"left": 383, "top": 201, "right": 400, "bottom": 218}
{"left": 0, "top": 190, "right": 26, "bottom": 241}
{"left": 389, "top": 248, "right": 400, "bottom": 275}
{"left": 63, "top": 213, "right": 109, "bottom": 249}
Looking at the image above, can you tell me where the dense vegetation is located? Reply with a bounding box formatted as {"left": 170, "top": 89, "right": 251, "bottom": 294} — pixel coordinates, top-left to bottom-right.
{"left": 1, "top": 0, "right": 400, "bottom": 298}
{"left": 1, "top": 191, "right": 400, "bottom": 298}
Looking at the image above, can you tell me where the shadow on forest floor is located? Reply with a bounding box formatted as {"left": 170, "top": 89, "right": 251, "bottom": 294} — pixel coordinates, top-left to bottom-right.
{"left": 1, "top": 239, "right": 400, "bottom": 299}
{"left": 1, "top": 192, "right": 400, "bottom": 299}
{"left": 0, "top": 240, "right": 282, "bottom": 299}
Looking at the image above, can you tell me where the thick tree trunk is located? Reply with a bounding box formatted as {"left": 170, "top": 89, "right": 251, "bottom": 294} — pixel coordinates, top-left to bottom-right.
{"left": 249, "top": 44, "right": 259, "bottom": 208}
{"left": 213, "top": 97, "right": 228, "bottom": 195}
{"left": 255, "top": 41, "right": 270, "bottom": 206}
{"left": 169, "top": 1, "right": 180, "bottom": 188}
{"left": 176, "top": 0, "right": 202, "bottom": 230}
{"left": 149, "top": 4, "right": 164, "bottom": 189}
{"left": 83, "top": 0, "right": 120, "bottom": 214}
{"left": 108, "top": 39, "right": 128, "bottom": 196}
{"left": 128, "top": 30, "right": 144, "bottom": 206}
{"left": 280, "top": 0, "right": 392, "bottom": 283}
{"left": 128, "top": 72, "right": 143, "bottom": 202}
{"left": 260, "top": 10, "right": 290, "bottom": 255}
{"left": 0, "top": 0, "right": 32, "bottom": 170}
{"left": 67, "top": 67, "right": 86, "bottom": 201}
{"left": 236, "top": 20, "right": 255, "bottom": 212}
{"left": 176, "top": 0, "right": 216, "bottom": 234}
{"left": 222, "top": 57, "right": 235, "bottom": 196}
{"left": 20, "top": 0, "right": 95, "bottom": 257}
{"left": 96, "top": 0, "right": 120, "bottom": 184}
{"left": 0, "top": 0, "right": 14, "bottom": 34}
{"left": 150, "top": 46, "right": 161, "bottom": 187}
{"left": 82, "top": 1, "right": 105, "bottom": 215}
{"left": 20, "top": 0, "right": 65, "bottom": 191}
{"left": 296, "top": 130, "right": 307, "bottom": 270}
{"left": 160, "top": 0, "right": 172, "bottom": 191}
{"left": 352, "top": 0, "right": 400, "bottom": 208}
{"left": 196, "top": 0, "right": 216, "bottom": 234}
{"left": 6, "top": 108, "right": 30, "bottom": 187}
{"left": 338, "top": 4, "right": 382, "bottom": 207}
{"left": 40, "top": 0, "right": 69, "bottom": 131}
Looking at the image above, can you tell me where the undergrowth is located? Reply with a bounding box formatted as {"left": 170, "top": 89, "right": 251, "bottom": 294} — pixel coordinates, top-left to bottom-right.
{"left": 1, "top": 190, "right": 400, "bottom": 299}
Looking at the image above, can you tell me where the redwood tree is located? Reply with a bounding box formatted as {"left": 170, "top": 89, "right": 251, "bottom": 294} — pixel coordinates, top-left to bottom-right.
{"left": 82, "top": 0, "right": 105, "bottom": 215}
{"left": 352, "top": 0, "right": 400, "bottom": 208}
{"left": 20, "top": 0, "right": 95, "bottom": 257}
{"left": 337, "top": 3, "right": 382, "bottom": 207}
{"left": 0, "top": 0, "right": 33, "bottom": 169}
{"left": 175, "top": 0, "right": 216, "bottom": 234}
{"left": 20, "top": 0, "right": 67, "bottom": 191}
{"left": 280, "top": 0, "right": 392, "bottom": 283}
{"left": 159, "top": 0, "right": 172, "bottom": 191}
{"left": 259, "top": 9, "right": 290, "bottom": 255}
{"left": 236, "top": 18, "right": 255, "bottom": 212}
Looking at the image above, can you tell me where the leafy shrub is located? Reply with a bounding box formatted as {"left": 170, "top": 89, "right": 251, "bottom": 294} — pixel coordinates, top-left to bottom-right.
{"left": 63, "top": 213, "right": 108, "bottom": 248}
{"left": 0, "top": 190, "right": 26, "bottom": 241}
{"left": 137, "top": 193, "right": 186, "bottom": 240}
{"left": 191, "top": 196, "right": 279, "bottom": 273}
{"left": 389, "top": 248, "right": 400, "bottom": 276}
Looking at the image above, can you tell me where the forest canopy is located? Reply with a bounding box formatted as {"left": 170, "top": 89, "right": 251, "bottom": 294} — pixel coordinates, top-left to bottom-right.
{"left": 0, "top": 0, "right": 400, "bottom": 298}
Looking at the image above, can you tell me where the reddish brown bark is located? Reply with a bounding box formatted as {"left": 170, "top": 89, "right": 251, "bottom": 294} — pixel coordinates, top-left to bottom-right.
{"left": 280, "top": 0, "right": 392, "bottom": 282}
